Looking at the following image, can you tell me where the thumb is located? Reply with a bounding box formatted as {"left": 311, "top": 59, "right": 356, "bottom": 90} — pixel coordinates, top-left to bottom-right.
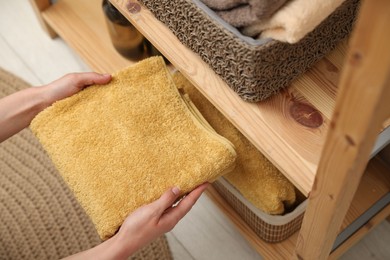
{"left": 71, "top": 72, "right": 112, "bottom": 89}
{"left": 151, "top": 187, "right": 181, "bottom": 215}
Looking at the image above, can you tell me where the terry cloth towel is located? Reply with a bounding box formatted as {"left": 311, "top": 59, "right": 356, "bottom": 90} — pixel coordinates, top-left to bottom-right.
{"left": 241, "top": 0, "right": 347, "bottom": 43}
{"left": 30, "top": 57, "right": 237, "bottom": 240}
{"left": 172, "top": 72, "right": 296, "bottom": 214}
{"left": 201, "top": 0, "right": 288, "bottom": 27}
{"left": 0, "top": 67, "right": 172, "bottom": 260}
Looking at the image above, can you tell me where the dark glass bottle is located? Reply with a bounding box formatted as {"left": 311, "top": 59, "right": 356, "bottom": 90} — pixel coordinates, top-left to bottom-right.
{"left": 102, "top": 0, "right": 147, "bottom": 60}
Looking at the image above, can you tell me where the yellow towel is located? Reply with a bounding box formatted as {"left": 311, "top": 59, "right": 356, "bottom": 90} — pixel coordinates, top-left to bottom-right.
{"left": 173, "top": 72, "right": 296, "bottom": 214}
{"left": 30, "top": 57, "right": 236, "bottom": 240}
{"left": 242, "top": 0, "right": 346, "bottom": 44}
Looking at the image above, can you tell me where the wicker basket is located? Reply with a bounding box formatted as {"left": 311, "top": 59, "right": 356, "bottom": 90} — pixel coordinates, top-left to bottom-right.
{"left": 140, "top": 0, "right": 359, "bottom": 102}
{"left": 213, "top": 178, "right": 307, "bottom": 243}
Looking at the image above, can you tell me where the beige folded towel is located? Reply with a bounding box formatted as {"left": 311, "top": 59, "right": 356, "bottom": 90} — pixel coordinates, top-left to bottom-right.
{"left": 30, "top": 57, "right": 236, "bottom": 240}
{"left": 242, "top": 0, "right": 346, "bottom": 43}
{"left": 173, "top": 72, "right": 296, "bottom": 214}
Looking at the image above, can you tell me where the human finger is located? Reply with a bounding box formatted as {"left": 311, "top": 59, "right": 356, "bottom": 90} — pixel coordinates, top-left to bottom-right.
{"left": 150, "top": 186, "right": 182, "bottom": 215}
{"left": 65, "top": 72, "right": 112, "bottom": 89}
{"left": 159, "top": 183, "right": 209, "bottom": 227}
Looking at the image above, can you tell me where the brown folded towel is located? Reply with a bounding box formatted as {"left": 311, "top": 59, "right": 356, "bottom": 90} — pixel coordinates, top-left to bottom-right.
{"left": 201, "top": 0, "right": 247, "bottom": 10}
{"left": 217, "top": 5, "right": 258, "bottom": 27}
{"left": 30, "top": 57, "right": 236, "bottom": 240}
{"left": 201, "top": 0, "right": 289, "bottom": 27}
{"left": 173, "top": 71, "right": 296, "bottom": 214}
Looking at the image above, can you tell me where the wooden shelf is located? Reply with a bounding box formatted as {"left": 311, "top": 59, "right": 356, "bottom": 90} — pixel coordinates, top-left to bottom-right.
{"left": 42, "top": 0, "right": 133, "bottom": 73}
{"left": 108, "top": 0, "right": 341, "bottom": 195}
{"left": 41, "top": 0, "right": 390, "bottom": 196}
{"left": 110, "top": 0, "right": 390, "bottom": 196}
{"left": 206, "top": 156, "right": 390, "bottom": 258}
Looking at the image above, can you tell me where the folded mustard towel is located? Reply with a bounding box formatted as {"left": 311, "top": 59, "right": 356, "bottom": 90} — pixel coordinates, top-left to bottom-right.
{"left": 30, "top": 57, "right": 236, "bottom": 240}
{"left": 172, "top": 72, "right": 295, "bottom": 214}
{"left": 241, "top": 0, "right": 346, "bottom": 43}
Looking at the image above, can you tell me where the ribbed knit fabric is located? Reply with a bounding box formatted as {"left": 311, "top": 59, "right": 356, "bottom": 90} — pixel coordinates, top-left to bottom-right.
{"left": 0, "top": 68, "right": 172, "bottom": 260}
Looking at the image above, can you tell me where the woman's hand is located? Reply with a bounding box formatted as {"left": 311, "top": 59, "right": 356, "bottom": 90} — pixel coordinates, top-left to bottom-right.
{"left": 116, "top": 183, "right": 209, "bottom": 255}
{"left": 65, "top": 183, "right": 209, "bottom": 260}
{"left": 0, "top": 72, "right": 111, "bottom": 142}
{"left": 41, "top": 72, "right": 112, "bottom": 105}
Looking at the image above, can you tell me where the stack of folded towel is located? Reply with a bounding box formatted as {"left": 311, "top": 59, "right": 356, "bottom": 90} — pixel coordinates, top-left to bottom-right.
{"left": 31, "top": 57, "right": 237, "bottom": 240}
{"left": 201, "top": 0, "right": 347, "bottom": 43}
{"left": 173, "top": 71, "right": 296, "bottom": 215}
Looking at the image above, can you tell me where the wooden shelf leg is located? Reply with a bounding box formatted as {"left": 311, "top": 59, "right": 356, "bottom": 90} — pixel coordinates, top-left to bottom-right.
{"left": 293, "top": 0, "right": 390, "bottom": 259}
{"left": 28, "top": 0, "right": 58, "bottom": 38}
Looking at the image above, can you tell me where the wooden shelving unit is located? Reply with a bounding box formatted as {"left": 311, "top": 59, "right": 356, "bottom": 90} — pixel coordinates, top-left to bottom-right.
{"left": 100, "top": 0, "right": 344, "bottom": 196}
{"left": 206, "top": 156, "right": 390, "bottom": 259}
{"left": 31, "top": 0, "right": 390, "bottom": 258}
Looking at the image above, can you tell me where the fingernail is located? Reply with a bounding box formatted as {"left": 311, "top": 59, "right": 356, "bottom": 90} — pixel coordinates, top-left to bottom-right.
{"left": 172, "top": 187, "right": 180, "bottom": 195}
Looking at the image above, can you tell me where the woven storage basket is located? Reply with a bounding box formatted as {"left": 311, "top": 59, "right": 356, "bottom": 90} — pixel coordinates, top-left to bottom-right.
{"left": 139, "top": 0, "right": 359, "bottom": 102}
{"left": 213, "top": 177, "right": 307, "bottom": 243}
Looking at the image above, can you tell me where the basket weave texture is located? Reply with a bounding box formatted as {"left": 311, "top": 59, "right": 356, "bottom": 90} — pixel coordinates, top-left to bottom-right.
{"left": 213, "top": 179, "right": 305, "bottom": 243}
{"left": 140, "top": 0, "right": 359, "bottom": 102}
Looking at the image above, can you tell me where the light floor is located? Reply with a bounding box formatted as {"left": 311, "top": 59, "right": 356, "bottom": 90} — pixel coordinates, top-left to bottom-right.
{"left": 1, "top": 1, "right": 389, "bottom": 259}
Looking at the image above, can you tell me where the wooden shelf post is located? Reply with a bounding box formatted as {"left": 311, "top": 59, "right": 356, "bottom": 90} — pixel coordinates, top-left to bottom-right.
{"left": 294, "top": 0, "right": 390, "bottom": 259}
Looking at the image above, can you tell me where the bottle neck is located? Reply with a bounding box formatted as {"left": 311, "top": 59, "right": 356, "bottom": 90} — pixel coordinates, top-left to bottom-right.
{"left": 102, "top": 0, "right": 131, "bottom": 26}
